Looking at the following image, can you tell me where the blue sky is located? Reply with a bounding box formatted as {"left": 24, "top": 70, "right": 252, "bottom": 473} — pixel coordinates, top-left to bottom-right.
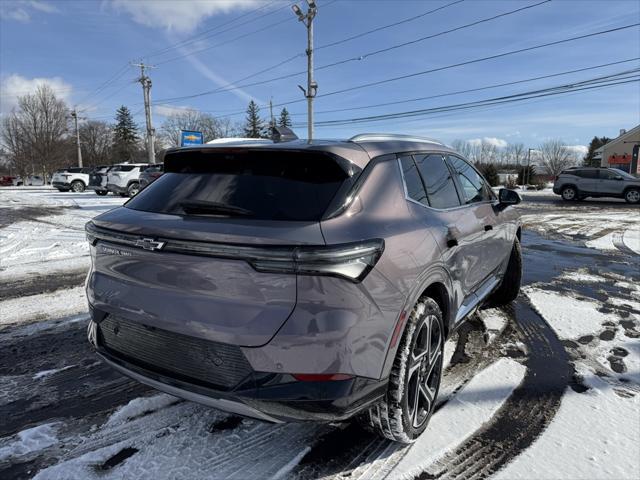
{"left": 1, "top": 0, "right": 639, "bottom": 151}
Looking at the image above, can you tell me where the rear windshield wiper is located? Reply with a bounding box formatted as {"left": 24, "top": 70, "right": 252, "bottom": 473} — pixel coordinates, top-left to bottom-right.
{"left": 178, "top": 200, "right": 254, "bottom": 217}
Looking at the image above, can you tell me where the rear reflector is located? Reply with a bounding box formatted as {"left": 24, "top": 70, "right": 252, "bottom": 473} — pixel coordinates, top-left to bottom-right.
{"left": 390, "top": 311, "right": 407, "bottom": 348}
{"left": 292, "top": 373, "right": 354, "bottom": 382}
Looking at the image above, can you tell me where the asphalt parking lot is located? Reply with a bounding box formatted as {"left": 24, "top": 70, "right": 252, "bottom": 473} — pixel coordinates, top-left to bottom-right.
{"left": 0, "top": 187, "right": 638, "bottom": 480}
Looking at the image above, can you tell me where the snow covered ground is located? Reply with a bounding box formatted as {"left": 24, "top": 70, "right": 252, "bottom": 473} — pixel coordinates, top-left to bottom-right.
{"left": 1, "top": 187, "right": 639, "bottom": 480}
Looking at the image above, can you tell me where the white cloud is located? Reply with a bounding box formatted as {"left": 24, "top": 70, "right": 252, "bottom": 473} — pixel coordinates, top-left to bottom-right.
{"left": 565, "top": 145, "right": 588, "bottom": 157}
{"left": 468, "top": 137, "right": 508, "bottom": 149}
{"left": 0, "top": 74, "right": 73, "bottom": 113}
{"left": 110, "top": 0, "right": 262, "bottom": 33}
{"left": 0, "top": 1, "right": 57, "bottom": 22}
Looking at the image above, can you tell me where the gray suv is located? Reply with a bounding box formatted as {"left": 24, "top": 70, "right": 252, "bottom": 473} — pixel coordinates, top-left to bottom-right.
{"left": 553, "top": 167, "right": 640, "bottom": 203}
{"left": 85, "top": 134, "right": 522, "bottom": 443}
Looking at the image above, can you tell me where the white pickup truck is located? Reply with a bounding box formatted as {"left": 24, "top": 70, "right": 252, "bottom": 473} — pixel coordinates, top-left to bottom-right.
{"left": 51, "top": 167, "right": 91, "bottom": 192}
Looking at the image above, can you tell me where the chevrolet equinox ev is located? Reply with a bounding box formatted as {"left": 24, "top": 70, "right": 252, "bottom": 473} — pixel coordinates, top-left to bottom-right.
{"left": 85, "top": 134, "right": 522, "bottom": 443}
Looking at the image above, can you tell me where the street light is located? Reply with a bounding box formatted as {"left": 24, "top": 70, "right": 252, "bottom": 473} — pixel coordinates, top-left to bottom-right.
{"left": 292, "top": 0, "right": 318, "bottom": 143}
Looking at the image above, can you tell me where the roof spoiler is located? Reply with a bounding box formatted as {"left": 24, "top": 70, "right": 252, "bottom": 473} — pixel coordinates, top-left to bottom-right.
{"left": 270, "top": 126, "right": 299, "bottom": 143}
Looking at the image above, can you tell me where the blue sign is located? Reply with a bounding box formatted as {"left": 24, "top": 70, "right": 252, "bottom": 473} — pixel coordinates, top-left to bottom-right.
{"left": 180, "top": 130, "right": 204, "bottom": 146}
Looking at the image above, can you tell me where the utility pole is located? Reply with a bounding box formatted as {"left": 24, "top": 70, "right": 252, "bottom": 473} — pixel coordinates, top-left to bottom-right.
{"left": 70, "top": 109, "right": 85, "bottom": 167}
{"left": 524, "top": 148, "right": 536, "bottom": 188}
{"left": 292, "top": 1, "right": 318, "bottom": 143}
{"left": 132, "top": 62, "right": 156, "bottom": 163}
{"left": 269, "top": 97, "right": 275, "bottom": 129}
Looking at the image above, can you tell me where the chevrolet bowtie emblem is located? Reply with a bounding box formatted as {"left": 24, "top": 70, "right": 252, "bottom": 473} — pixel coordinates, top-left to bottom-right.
{"left": 135, "top": 238, "right": 166, "bottom": 251}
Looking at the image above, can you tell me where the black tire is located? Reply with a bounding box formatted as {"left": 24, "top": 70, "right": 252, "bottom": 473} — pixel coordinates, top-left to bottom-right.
{"left": 127, "top": 182, "right": 140, "bottom": 197}
{"left": 70, "top": 180, "right": 85, "bottom": 193}
{"left": 95, "top": 190, "right": 108, "bottom": 196}
{"left": 624, "top": 188, "right": 640, "bottom": 204}
{"left": 360, "top": 297, "right": 444, "bottom": 444}
{"left": 561, "top": 186, "right": 577, "bottom": 201}
{"left": 485, "top": 237, "right": 522, "bottom": 307}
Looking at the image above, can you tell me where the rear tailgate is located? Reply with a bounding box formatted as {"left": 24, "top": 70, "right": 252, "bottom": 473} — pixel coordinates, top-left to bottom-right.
{"left": 87, "top": 147, "right": 361, "bottom": 347}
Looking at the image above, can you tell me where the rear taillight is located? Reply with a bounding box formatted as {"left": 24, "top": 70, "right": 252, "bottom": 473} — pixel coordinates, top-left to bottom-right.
{"left": 251, "top": 239, "right": 385, "bottom": 283}
{"left": 292, "top": 373, "right": 354, "bottom": 382}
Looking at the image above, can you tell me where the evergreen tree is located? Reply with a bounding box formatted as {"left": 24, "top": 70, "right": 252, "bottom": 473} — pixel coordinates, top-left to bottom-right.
{"left": 583, "top": 136, "right": 611, "bottom": 167}
{"left": 244, "top": 100, "right": 265, "bottom": 138}
{"left": 278, "top": 108, "right": 292, "bottom": 128}
{"left": 112, "top": 106, "right": 139, "bottom": 161}
{"left": 477, "top": 163, "right": 499, "bottom": 187}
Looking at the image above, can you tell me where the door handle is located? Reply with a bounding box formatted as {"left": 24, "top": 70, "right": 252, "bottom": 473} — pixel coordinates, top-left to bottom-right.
{"left": 484, "top": 225, "right": 494, "bottom": 232}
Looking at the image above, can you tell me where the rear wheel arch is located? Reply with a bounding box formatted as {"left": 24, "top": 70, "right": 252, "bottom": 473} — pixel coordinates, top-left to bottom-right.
{"left": 421, "top": 282, "right": 450, "bottom": 340}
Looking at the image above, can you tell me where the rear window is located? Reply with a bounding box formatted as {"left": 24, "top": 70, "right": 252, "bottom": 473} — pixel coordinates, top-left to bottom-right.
{"left": 126, "top": 149, "right": 358, "bottom": 221}
{"left": 110, "top": 165, "right": 137, "bottom": 172}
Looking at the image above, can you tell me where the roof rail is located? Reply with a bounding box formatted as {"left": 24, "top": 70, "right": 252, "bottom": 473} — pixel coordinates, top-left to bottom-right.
{"left": 348, "top": 133, "right": 445, "bottom": 146}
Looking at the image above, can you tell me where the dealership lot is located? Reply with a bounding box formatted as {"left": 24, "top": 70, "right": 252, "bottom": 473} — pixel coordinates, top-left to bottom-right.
{"left": 0, "top": 187, "right": 638, "bottom": 480}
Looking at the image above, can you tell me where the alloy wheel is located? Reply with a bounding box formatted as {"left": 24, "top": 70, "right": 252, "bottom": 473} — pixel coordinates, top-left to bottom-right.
{"left": 562, "top": 188, "right": 575, "bottom": 200}
{"left": 626, "top": 190, "right": 640, "bottom": 203}
{"left": 407, "top": 313, "right": 443, "bottom": 429}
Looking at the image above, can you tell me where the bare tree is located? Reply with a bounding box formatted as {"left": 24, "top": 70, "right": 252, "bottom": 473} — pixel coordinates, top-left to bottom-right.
{"left": 0, "top": 85, "right": 71, "bottom": 179}
{"left": 451, "top": 139, "right": 472, "bottom": 158}
{"left": 505, "top": 143, "right": 526, "bottom": 166}
{"left": 80, "top": 120, "right": 113, "bottom": 166}
{"left": 538, "top": 139, "right": 575, "bottom": 177}
{"left": 160, "top": 110, "right": 236, "bottom": 147}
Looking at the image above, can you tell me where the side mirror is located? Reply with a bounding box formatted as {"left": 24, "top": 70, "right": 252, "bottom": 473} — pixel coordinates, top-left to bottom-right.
{"left": 498, "top": 188, "right": 521, "bottom": 206}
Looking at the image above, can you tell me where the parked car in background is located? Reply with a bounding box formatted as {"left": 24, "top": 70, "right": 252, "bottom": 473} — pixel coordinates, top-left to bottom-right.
{"left": 51, "top": 167, "right": 91, "bottom": 192}
{"left": 88, "top": 165, "right": 112, "bottom": 196}
{"left": 86, "top": 134, "right": 522, "bottom": 444}
{"left": 139, "top": 164, "right": 164, "bottom": 190}
{"left": 106, "top": 163, "right": 151, "bottom": 197}
{"left": 553, "top": 167, "right": 640, "bottom": 204}
{"left": 0, "top": 176, "right": 16, "bottom": 186}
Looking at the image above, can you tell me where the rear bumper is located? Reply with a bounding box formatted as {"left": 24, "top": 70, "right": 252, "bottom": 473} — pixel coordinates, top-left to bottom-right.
{"left": 88, "top": 316, "right": 386, "bottom": 423}
{"left": 88, "top": 184, "right": 107, "bottom": 191}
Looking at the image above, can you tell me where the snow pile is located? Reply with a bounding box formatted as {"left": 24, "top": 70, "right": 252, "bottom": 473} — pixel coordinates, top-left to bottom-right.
{"left": 0, "top": 423, "right": 59, "bottom": 460}
{"left": 106, "top": 394, "right": 180, "bottom": 427}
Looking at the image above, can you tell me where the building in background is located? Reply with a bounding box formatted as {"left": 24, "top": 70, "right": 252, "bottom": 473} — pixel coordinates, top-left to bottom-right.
{"left": 596, "top": 125, "right": 640, "bottom": 174}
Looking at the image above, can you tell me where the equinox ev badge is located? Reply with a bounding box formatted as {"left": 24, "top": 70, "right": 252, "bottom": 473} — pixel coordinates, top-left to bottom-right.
{"left": 135, "top": 238, "right": 166, "bottom": 251}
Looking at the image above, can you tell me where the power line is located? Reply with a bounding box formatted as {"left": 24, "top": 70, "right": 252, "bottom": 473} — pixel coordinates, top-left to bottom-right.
{"left": 289, "top": 57, "right": 640, "bottom": 116}
{"left": 159, "top": 22, "right": 640, "bottom": 119}
{"left": 315, "top": 0, "right": 465, "bottom": 51}
{"left": 296, "top": 71, "right": 639, "bottom": 127}
{"left": 142, "top": 1, "right": 282, "bottom": 60}
{"left": 152, "top": 0, "right": 554, "bottom": 104}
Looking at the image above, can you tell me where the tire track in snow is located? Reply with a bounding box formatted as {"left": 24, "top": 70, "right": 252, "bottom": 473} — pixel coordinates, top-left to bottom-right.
{"left": 416, "top": 298, "right": 570, "bottom": 480}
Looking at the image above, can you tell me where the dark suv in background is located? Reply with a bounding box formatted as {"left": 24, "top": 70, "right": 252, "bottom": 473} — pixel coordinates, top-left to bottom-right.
{"left": 553, "top": 167, "right": 640, "bottom": 203}
{"left": 85, "top": 134, "right": 522, "bottom": 443}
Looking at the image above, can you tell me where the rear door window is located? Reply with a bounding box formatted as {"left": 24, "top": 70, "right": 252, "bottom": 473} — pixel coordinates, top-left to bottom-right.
{"left": 126, "top": 150, "right": 357, "bottom": 221}
{"left": 576, "top": 169, "right": 599, "bottom": 179}
{"left": 447, "top": 156, "right": 493, "bottom": 203}
{"left": 413, "top": 154, "right": 461, "bottom": 209}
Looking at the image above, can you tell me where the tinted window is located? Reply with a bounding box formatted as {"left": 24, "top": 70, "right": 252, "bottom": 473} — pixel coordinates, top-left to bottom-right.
{"left": 575, "top": 169, "right": 598, "bottom": 179}
{"left": 67, "top": 167, "right": 83, "bottom": 173}
{"left": 399, "top": 155, "right": 428, "bottom": 206}
{"left": 414, "top": 154, "right": 460, "bottom": 209}
{"left": 599, "top": 170, "right": 620, "bottom": 180}
{"left": 126, "top": 151, "right": 355, "bottom": 221}
{"left": 111, "top": 165, "right": 136, "bottom": 172}
{"left": 447, "top": 156, "right": 492, "bottom": 203}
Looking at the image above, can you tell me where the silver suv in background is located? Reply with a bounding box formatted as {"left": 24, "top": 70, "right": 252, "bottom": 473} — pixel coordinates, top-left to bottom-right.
{"left": 88, "top": 165, "right": 112, "bottom": 196}
{"left": 106, "top": 163, "right": 150, "bottom": 197}
{"left": 553, "top": 167, "right": 640, "bottom": 204}
{"left": 51, "top": 167, "right": 91, "bottom": 192}
{"left": 85, "top": 134, "right": 522, "bottom": 443}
